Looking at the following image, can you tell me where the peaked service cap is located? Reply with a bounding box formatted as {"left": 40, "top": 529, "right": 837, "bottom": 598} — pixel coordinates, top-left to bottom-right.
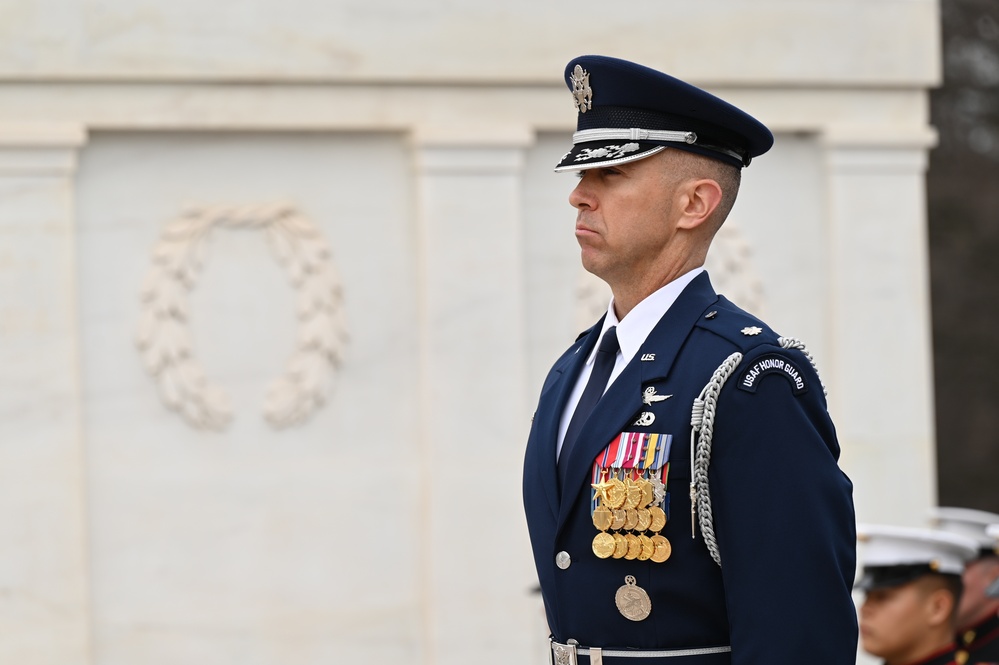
{"left": 929, "top": 506, "right": 999, "bottom": 558}
{"left": 987, "top": 525, "right": 999, "bottom": 598}
{"left": 856, "top": 523, "right": 978, "bottom": 592}
{"left": 555, "top": 55, "right": 774, "bottom": 172}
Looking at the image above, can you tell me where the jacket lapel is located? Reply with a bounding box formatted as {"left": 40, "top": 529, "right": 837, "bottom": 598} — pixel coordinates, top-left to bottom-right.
{"left": 556, "top": 273, "right": 719, "bottom": 529}
{"left": 533, "top": 319, "right": 602, "bottom": 519}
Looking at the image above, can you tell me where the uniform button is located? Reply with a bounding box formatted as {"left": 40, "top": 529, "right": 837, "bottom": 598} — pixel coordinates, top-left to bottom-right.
{"left": 556, "top": 551, "right": 571, "bottom": 569}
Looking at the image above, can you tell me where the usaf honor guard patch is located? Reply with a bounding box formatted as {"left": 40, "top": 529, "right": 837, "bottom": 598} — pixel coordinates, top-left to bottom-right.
{"left": 737, "top": 353, "right": 808, "bottom": 396}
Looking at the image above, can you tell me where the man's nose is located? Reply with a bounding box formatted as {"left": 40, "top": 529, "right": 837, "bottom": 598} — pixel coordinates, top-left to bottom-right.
{"left": 569, "top": 178, "right": 594, "bottom": 210}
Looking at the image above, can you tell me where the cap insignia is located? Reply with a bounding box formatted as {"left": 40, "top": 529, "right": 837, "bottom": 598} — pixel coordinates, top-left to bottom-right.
{"left": 571, "top": 64, "right": 593, "bottom": 114}
{"left": 575, "top": 143, "right": 640, "bottom": 162}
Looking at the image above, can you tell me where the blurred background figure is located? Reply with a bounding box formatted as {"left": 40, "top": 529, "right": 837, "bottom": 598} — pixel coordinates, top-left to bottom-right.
{"left": 857, "top": 525, "right": 977, "bottom": 665}
{"left": 987, "top": 526, "right": 999, "bottom": 601}
{"left": 931, "top": 508, "right": 999, "bottom": 661}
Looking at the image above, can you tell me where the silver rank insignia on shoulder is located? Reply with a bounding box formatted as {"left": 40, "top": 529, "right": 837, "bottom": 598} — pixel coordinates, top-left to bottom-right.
{"left": 571, "top": 64, "right": 593, "bottom": 113}
{"left": 633, "top": 412, "right": 655, "bottom": 427}
{"left": 641, "top": 353, "right": 656, "bottom": 361}
{"left": 741, "top": 326, "right": 763, "bottom": 336}
{"left": 642, "top": 386, "right": 671, "bottom": 405}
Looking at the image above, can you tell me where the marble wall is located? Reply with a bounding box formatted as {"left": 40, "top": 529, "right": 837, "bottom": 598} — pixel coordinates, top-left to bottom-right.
{"left": 0, "top": 2, "right": 940, "bottom": 664}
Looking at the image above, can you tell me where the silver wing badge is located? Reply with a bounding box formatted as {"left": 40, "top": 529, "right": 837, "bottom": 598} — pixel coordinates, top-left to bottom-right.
{"left": 642, "top": 386, "right": 672, "bottom": 406}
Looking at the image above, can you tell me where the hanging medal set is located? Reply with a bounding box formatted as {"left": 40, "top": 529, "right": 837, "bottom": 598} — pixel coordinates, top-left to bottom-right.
{"left": 589, "top": 431, "right": 672, "bottom": 563}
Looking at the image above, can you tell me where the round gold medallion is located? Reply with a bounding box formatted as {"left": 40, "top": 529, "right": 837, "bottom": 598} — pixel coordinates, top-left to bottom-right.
{"left": 636, "top": 508, "right": 652, "bottom": 531}
{"left": 611, "top": 509, "right": 627, "bottom": 530}
{"left": 615, "top": 575, "right": 652, "bottom": 621}
{"left": 606, "top": 479, "right": 627, "bottom": 509}
{"left": 592, "top": 532, "right": 617, "bottom": 559}
{"left": 651, "top": 535, "right": 672, "bottom": 563}
{"left": 612, "top": 533, "right": 628, "bottom": 559}
{"left": 592, "top": 505, "right": 613, "bottom": 531}
{"left": 624, "top": 534, "right": 641, "bottom": 560}
{"left": 649, "top": 506, "right": 667, "bottom": 532}
{"left": 624, "top": 509, "right": 639, "bottom": 531}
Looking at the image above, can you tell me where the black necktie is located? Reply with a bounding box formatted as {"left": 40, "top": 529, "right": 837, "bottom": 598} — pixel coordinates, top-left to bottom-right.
{"left": 558, "top": 326, "right": 620, "bottom": 488}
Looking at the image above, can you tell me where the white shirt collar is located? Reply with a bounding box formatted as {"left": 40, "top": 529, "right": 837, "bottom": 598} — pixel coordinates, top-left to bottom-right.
{"left": 586, "top": 267, "right": 705, "bottom": 367}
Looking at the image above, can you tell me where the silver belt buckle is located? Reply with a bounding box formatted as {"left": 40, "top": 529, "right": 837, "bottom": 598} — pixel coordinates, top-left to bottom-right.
{"left": 550, "top": 638, "right": 577, "bottom": 665}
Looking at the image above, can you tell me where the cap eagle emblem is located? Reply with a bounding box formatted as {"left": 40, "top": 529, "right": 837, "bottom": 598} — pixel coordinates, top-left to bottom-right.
{"left": 571, "top": 64, "right": 593, "bottom": 113}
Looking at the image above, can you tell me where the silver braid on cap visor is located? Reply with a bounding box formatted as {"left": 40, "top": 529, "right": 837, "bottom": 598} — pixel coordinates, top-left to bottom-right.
{"left": 572, "top": 127, "right": 744, "bottom": 163}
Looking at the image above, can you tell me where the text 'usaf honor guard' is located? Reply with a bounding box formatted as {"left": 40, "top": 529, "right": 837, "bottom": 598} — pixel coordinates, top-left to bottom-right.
{"left": 522, "top": 56, "right": 858, "bottom": 664}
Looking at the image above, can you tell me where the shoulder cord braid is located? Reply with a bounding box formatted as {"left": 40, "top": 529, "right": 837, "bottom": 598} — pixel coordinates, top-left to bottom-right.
{"left": 689, "top": 351, "right": 743, "bottom": 567}
{"left": 689, "top": 338, "right": 828, "bottom": 567}
{"left": 777, "top": 336, "right": 827, "bottom": 397}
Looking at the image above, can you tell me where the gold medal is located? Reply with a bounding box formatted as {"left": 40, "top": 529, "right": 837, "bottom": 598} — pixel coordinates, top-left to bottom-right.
{"left": 592, "top": 532, "right": 617, "bottom": 559}
{"left": 649, "top": 506, "right": 667, "bottom": 532}
{"left": 612, "top": 533, "right": 628, "bottom": 559}
{"left": 639, "top": 477, "right": 654, "bottom": 508}
{"left": 636, "top": 508, "right": 652, "bottom": 531}
{"left": 591, "top": 470, "right": 615, "bottom": 506}
{"left": 615, "top": 575, "right": 652, "bottom": 621}
{"left": 624, "top": 478, "right": 642, "bottom": 509}
{"left": 624, "top": 534, "right": 641, "bottom": 560}
{"left": 592, "top": 504, "right": 613, "bottom": 531}
{"left": 624, "top": 508, "right": 639, "bottom": 531}
{"left": 638, "top": 535, "right": 654, "bottom": 561}
{"left": 611, "top": 509, "right": 627, "bottom": 530}
{"left": 651, "top": 535, "right": 672, "bottom": 563}
{"left": 606, "top": 478, "right": 627, "bottom": 509}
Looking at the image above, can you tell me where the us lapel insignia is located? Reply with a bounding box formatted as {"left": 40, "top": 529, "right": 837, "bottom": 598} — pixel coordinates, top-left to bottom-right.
{"left": 633, "top": 412, "right": 655, "bottom": 427}
{"left": 641, "top": 353, "right": 656, "bottom": 361}
{"left": 642, "top": 386, "right": 671, "bottom": 406}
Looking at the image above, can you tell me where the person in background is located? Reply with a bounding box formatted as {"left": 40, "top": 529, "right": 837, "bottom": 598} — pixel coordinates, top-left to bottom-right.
{"left": 931, "top": 508, "right": 999, "bottom": 662}
{"left": 857, "top": 524, "right": 978, "bottom": 665}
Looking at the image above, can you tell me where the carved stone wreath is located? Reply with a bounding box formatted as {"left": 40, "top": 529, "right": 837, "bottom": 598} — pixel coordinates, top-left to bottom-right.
{"left": 135, "top": 203, "right": 348, "bottom": 430}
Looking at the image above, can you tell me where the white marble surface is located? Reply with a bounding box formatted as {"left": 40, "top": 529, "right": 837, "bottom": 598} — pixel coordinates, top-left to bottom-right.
{"left": 0, "top": 0, "right": 938, "bottom": 85}
{"left": 412, "top": 140, "right": 538, "bottom": 665}
{"left": 0, "top": 138, "right": 92, "bottom": 664}
{"left": 74, "top": 133, "right": 425, "bottom": 663}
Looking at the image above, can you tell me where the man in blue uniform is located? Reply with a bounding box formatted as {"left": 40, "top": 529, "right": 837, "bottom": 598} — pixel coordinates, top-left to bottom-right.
{"left": 522, "top": 55, "right": 858, "bottom": 664}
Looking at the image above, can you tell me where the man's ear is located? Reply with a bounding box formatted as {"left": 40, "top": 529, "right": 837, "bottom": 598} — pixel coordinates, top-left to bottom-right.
{"left": 676, "top": 178, "right": 723, "bottom": 230}
{"left": 925, "top": 587, "right": 955, "bottom": 628}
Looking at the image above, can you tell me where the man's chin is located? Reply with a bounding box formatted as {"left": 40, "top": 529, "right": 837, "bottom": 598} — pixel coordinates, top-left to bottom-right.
{"left": 579, "top": 252, "right": 608, "bottom": 279}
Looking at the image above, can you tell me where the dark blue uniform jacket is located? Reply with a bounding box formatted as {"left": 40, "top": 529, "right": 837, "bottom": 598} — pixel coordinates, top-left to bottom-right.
{"left": 523, "top": 272, "right": 858, "bottom": 663}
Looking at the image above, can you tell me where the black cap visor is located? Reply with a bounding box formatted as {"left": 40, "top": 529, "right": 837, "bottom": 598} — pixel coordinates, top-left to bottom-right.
{"left": 856, "top": 564, "right": 959, "bottom": 592}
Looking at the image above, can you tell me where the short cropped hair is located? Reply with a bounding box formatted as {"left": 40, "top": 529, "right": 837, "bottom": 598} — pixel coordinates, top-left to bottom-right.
{"left": 920, "top": 573, "right": 964, "bottom": 626}
{"left": 665, "top": 150, "right": 742, "bottom": 228}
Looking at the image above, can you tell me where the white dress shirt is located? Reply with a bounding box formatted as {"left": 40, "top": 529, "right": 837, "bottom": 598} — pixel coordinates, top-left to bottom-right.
{"left": 555, "top": 267, "right": 704, "bottom": 460}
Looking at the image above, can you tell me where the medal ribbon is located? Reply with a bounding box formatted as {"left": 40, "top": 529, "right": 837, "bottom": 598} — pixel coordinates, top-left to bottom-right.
{"left": 591, "top": 432, "right": 674, "bottom": 511}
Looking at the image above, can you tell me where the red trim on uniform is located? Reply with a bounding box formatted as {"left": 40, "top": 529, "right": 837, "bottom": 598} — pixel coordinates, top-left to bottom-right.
{"left": 967, "top": 614, "right": 999, "bottom": 653}
{"left": 895, "top": 642, "right": 961, "bottom": 665}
